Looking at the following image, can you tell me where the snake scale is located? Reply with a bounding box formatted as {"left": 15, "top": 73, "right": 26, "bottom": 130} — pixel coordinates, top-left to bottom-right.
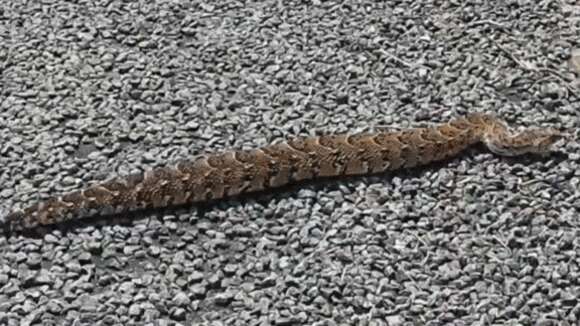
{"left": 1, "top": 113, "right": 565, "bottom": 232}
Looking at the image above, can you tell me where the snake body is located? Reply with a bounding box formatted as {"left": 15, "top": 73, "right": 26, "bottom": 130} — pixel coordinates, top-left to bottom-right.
{"left": 1, "top": 113, "right": 564, "bottom": 231}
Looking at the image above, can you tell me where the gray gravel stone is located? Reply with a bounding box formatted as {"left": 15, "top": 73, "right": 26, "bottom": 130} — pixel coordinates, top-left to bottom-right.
{"left": 172, "top": 291, "right": 191, "bottom": 307}
{"left": 128, "top": 304, "right": 142, "bottom": 317}
{"left": 214, "top": 291, "right": 235, "bottom": 306}
{"left": 170, "top": 307, "right": 187, "bottom": 321}
{"left": 189, "top": 271, "right": 204, "bottom": 283}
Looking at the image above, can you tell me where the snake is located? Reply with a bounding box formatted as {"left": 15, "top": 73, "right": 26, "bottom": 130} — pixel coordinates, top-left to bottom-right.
{"left": 0, "top": 113, "right": 565, "bottom": 232}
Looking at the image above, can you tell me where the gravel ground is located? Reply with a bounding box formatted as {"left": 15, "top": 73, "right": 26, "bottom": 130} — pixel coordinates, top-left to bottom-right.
{"left": 1, "top": 1, "right": 579, "bottom": 325}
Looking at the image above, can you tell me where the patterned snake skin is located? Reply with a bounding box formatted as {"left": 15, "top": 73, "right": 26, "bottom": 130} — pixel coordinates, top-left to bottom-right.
{"left": 1, "top": 113, "right": 565, "bottom": 231}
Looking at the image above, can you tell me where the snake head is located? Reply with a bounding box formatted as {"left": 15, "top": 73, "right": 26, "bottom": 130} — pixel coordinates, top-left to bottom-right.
{"left": 509, "top": 128, "right": 567, "bottom": 156}
{"left": 484, "top": 127, "right": 567, "bottom": 157}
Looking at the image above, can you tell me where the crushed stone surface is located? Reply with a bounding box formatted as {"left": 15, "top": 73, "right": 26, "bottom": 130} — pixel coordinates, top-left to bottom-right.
{"left": 1, "top": 0, "right": 579, "bottom": 325}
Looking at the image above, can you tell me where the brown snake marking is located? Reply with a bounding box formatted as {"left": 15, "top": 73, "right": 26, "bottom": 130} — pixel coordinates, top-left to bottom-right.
{"left": 1, "top": 113, "right": 565, "bottom": 231}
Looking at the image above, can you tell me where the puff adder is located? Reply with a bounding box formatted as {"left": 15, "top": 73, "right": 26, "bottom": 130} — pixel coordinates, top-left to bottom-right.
{"left": 1, "top": 113, "right": 565, "bottom": 231}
